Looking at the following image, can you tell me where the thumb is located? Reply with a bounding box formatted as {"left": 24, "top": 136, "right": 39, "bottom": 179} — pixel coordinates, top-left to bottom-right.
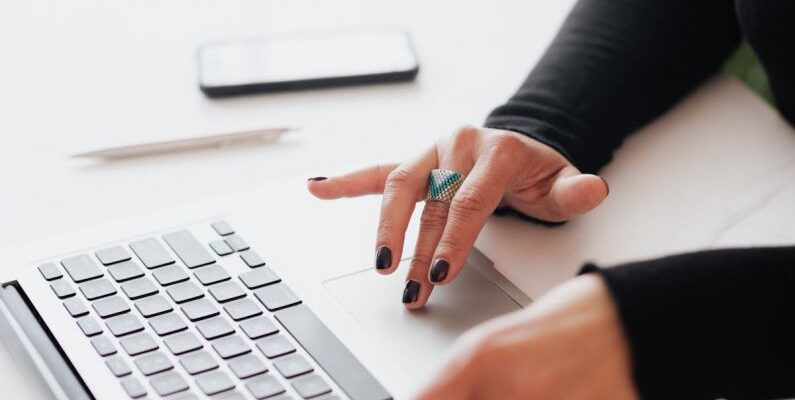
{"left": 547, "top": 170, "right": 609, "bottom": 219}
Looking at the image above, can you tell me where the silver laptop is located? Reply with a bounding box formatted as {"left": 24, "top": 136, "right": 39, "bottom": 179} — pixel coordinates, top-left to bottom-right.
{"left": 0, "top": 181, "right": 530, "bottom": 400}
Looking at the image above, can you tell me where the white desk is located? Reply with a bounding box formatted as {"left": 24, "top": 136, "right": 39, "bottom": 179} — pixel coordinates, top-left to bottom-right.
{"left": 2, "top": 0, "right": 795, "bottom": 398}
{"left": 0, "top": 0, "right": 575, "bottom": 248}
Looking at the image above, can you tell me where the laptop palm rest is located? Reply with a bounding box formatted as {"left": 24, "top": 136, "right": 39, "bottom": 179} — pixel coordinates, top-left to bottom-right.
{"left": 324, "top": 248, "right": 529, "bottom": 386}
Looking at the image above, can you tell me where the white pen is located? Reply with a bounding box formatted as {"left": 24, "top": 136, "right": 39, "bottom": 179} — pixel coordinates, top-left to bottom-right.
{"left": 72, "top": 126, "right": 297, "bottom": 159}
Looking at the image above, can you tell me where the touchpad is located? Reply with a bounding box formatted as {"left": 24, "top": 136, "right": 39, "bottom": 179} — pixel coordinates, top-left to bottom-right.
{"left": 324, "top": 249, "right": 528, "bottom": 380}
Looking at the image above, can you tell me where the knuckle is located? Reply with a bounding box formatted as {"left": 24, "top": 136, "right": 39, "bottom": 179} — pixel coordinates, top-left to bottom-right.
{"left": 372, "top": 164, "right": 394, "bottom": 192}
{"left": 485, "top": 132, "right": 527, "bottom": 159}
{"left": 451, "top": 186, "right": 490, "bottom": 215}
{"left": 419, "top": 203, "right": 450, "bottom": 230}
{"left": 436, "top": 236, "right": 465, "bottom": 258}
{"left": 449, "top": 125, "right": 481, "bottom": 148}
{"left": 385, "top": 168, "right": 414, "bottom": 190}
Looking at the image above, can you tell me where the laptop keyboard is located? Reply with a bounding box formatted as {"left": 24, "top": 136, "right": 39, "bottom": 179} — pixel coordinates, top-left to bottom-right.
{"left": 37, "top": 221, "right": 390, "bottom": 400}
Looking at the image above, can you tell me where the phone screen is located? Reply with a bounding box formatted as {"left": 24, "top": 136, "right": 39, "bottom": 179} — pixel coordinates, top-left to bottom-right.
{"left": 198, "top": 28, "right": 418, "bottom": 92}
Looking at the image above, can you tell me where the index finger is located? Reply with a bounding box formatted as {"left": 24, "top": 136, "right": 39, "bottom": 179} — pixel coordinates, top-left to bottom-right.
{"left": 307, "top": 163, "right": 398, "bottom": 199}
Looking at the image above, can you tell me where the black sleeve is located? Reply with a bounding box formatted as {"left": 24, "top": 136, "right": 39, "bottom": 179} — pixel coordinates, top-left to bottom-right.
{"left": 485, "top": 0, "right": 741, "bottom": 173}
{"left": 582, "top": 246, "right": 795, "bottom": 400}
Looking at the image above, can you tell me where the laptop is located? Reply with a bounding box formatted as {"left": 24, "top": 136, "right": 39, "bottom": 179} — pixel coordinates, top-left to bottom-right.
{"left": 0, "top": 179, "right": 530, "bottom": 400}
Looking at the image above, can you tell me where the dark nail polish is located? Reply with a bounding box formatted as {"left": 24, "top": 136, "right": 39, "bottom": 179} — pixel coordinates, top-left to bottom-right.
{"left": 600, "top": 177, "right": 610, "bottom": 196}
{"left": 429, "top": 259, "right": 449, "bottom": 283}
{"left": 307, "top": 176, "right": 328, "bottom": 182}
{"left": 375, "top": 246, "right": 392, "bottom": 270}
{"left": 402, "top": 280, "right": 421, "bottom": 303}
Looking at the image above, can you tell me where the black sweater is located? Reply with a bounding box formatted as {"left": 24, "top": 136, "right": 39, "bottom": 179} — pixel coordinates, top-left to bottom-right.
{"left": 484, "top": 0, "right": 795, "bottom": 399}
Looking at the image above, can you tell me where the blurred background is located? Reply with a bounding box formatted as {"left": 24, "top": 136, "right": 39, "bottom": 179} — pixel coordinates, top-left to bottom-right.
{"left": 0, "top": 0, "right": 575, "bottom": 247}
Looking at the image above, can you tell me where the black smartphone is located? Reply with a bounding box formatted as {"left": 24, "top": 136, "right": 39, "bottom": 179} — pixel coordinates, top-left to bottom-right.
{"left": 197, "top": 28, "right": 420, "bottom": 97}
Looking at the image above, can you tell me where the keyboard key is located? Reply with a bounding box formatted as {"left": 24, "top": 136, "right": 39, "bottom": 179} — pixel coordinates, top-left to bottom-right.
{"left": 172, "top": 393, "right": 199, "bottom": 400}
{"left": 210, "top": 281, "right": 246, "bottom": 303}
{"left": 212, "top": 335, "right": 251, "bottom": 359}
{"left": 211, "top": 221, "right": 235, "bottom": 236}
{"left": 254, "top": 284, "right": 301, "bottom": 311}
{"left": 76, "top": 316, "right": 102, "bottom": 336}
{"left": 107, "top": 260, "right": 144, "bottom": 282}
{"left": 240, "top": 316, "right": 279, "bottom": 339}
{"left": 210, "top": 240, "right": 234, "bottom": 256}
{"left": 239, "top": 268, "right": 280, "bottom": 289}
{"left": 273, "top": 354, "right": 313, "bottom": 378}
{"left": 152, "top": 264, "right": 189, "bottom": 286}
{"left": 120, "top": 377, "right": 147, "bottom": 398}
{"left": 93, "top": 295, "right": 131, "bottom": 318}
{"left": 240, "top": 251, "right": 266, "bottom": 268}
{"left": 121, "top": 277, "right": 158, "bottom": 300}
{"left": 130, "top": 238, "right": 174, "bottom": 269}
{"left": 135, "top": 351, "right": 173, "bottom": 376}
{"left": 224, "top": 298, "right": 262, "bottom": 321}
{"left": 163, "top": 230, "right": 216, "bottom": 269}
{"left": 134, "top": 295, "right": 172, "bottom": 317}
{"left": 91, "top": 335, "right": 117, "bottom": 356}
{"left": 181, "top": 298, "right": 219, "bottom": 321}
{"left": 194, "top": 265, "right": 230, "bottom": 285}
{"left": 196, "top": 370, "right": 235, "bottom": 396}
{"left": 228, "top": 354, "right": 267, "bottom": 379}
{"left": 106, "top": 355, "right": 132, "bottom": 377}
{"left": 61, "top": 254, "right": 103, "bottom": 283}
{"left": 196, "top": 316, "right": 234, "bottom": 340}
{"left": 167, "top": 281, "right": 204, "bottom": 303}
{"left": 120, "top": 332, "right": 159, "bottom": 356}
{"left": 275, "top": 304, "right": 391, "bottom": 400}
{"left": 151, "top": 371, "right": 189, "bottom": 396}
{"left": 179, "top": 350, "right": 218, "bottom": 375}
{"left": 164, "top": 331, "right": 203, "bottom": 355}
{"left": 256, "top": 335, "right": 295, "bottom": 359}
{"left": 95, "top": 246, "right": 131, "bottom": 265}
{"left": 225, "top": 235, "right": 249, "bottom": 252}
{"left": 214, "top": 391, "right": 246, "bottom": 400}
{"left": 149, "top": 312, "right": 188, "bottom": 336}
{"left": 51, "top": 280, "right": 76, "bottom": 298}
{"left": 245, "top": 375, "right": 285, "bottom": 399}
{"left": 38, "top": 263, "right": 62, "bottom": 280}
{"left": 79, "top": 278, "right": 116, "bottom": 300}
{"left": 292, "top": 375, "right": 332, "bottom": 399}
{"left": 63, "top": 297, "right": 89, "bottom": 317}
{"left": 107, "top": 314, "right": 144, "bottom": 337}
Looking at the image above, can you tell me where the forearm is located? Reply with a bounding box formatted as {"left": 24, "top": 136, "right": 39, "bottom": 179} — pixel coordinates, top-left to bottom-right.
{"left": 486, "top": 0, "right": 741, "bottom": 173}
{"left": 586, "top": 246, "right": 795, "bottom": 400}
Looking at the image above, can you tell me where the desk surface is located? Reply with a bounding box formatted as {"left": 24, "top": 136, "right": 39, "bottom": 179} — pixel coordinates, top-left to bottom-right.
{"left": 3, "top": 0, "right": 795, "bottom": 398}
{"left": 0, "top": 0, "right": 575, "bottom": 248}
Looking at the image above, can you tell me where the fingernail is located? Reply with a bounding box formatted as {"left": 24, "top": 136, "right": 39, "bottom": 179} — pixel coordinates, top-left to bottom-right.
{"left": 600, "top": 177, "right": 610, "bottom": 196}
{"left": 429, "top": 259, "right": 449, "bottom": 283}
{"left": 375, "top": 246, "right": 392, "bottom": 270}
{"left": 307, "top": 176, "right": 328, "bottom": 182}
{"left": 402, "top": 280, "right": 421, "bottom": 303}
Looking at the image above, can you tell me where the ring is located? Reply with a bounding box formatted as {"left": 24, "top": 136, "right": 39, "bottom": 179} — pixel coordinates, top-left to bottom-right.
{"left": 426, "top": 169, "right": 465, "bottom": 203}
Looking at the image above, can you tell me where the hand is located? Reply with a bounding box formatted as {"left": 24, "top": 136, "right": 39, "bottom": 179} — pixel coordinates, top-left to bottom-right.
{"left": 417, "top": 274, "right": 638, "bottom": 400}
{"left": 307, "top": 126, "right": 608, "bottom": 308}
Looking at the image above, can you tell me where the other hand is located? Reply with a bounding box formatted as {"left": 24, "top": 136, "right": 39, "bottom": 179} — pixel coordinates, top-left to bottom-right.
{"left": 307, "top": 126, "right": 608, "bottom": 308}
{"left": 417, "top": 274, "right": 638, "bottom": 400}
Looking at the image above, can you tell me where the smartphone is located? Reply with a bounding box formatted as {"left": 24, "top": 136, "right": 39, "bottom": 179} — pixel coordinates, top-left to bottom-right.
{"left": 197, "top": 28, "right": 420, "bottom": 97}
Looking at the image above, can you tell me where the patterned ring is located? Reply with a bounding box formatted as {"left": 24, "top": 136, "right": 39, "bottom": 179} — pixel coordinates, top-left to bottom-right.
{"left": 426, "top": 169, "right": 465, "bottom": 203}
